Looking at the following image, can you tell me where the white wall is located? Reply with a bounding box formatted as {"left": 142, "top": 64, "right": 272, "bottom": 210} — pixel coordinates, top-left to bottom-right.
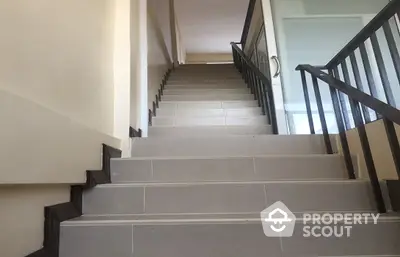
{"left": 186, "top": 53, "right": 233, "bottom": 64}
{"left": 113, "top": 0, "right": 132, "bottom": 157}
{"left": 130, "top": 0, "right": 149, "bottom": 136}
{"left": 175, "top": 0, "right": 248, "bottom": 53}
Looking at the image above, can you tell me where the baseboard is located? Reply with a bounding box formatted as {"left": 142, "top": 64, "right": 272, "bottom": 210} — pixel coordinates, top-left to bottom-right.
{"left": 26, "top": 144, "right": 122, "bottom": 257}
{"left": 129, "top": 127, "right": 142, "bottom": 138}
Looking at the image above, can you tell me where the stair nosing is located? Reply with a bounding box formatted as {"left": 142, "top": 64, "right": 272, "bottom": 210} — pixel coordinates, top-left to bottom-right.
{"left": 96, "top": 180, "right": 367, "bottom": 188}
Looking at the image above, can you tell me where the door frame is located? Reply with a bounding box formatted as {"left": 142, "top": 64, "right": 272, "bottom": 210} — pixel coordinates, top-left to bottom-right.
{"left": 260, "top": 0, "right": 289, "bottom": 134}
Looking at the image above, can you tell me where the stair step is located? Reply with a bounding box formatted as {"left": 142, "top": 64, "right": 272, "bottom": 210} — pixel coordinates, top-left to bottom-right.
{"left": 166, "top": 84, "right": 246, "bottom": 89}
{"left": 152, "top": 116, "right": 268, "bottom": 127}
{"left": 82, "top": 181, "right": 375, "bottom": 216}
{"left": 131, "top": 135, "right": 332, "bottom": 157}
{"left": 161, "top": 94, "right": 254, "bottom": 101}
{"left": 111, "top": 155, "right": 347, "bottom": 183}
{"left": 60, "top": 217, "right": 400, "bottom": 257}
{"left": 158, "top": 100, "right": 259, "bottom": 110}
{"left": 148, "top": 125, "right": 272, "bottom": 137}
{"left": 169, "top": 75, "right": 242, "bottom": 79}
{"left": 167, "top": 80, "right": 245, "bottom": 86}
{"left": 156, "top": 107, "right": 262, "bottom": 117}
{"left": 163, "top": 88, "right": 250, "bottom": 95}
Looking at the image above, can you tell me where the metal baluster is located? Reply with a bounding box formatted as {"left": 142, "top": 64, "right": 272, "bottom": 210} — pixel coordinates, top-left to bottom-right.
{"left": 300, "top": 70, "right": 315, "bottom": 134}
{"left": 311, "top": 75, "right": 333, "bottom": 154}
{"left": 328, "top": 69, "right": 356, "bottom": 179}
{"left": 261, "top": 81, "right": 272, "bottom": 124}
{"left": 332, "top": 67, "right": 352, "bottom": 129}
{"left": 349, "top": 53, "right": 372, "bottom": 123}
{"left": 370, "top": 32, "right": 396, "bottom": 106}
{"left": 250, "top": 71, "right": 260, "bottom": 104}
{"left": 383, "top": 21, "right": 400, "bottom": 87}
{"left": 265, "top": 85, "right": 278, "bottom": 134}
{"left": 341, "top": 61, "right": 386, "bottom": 213}
{"left": 256, "top": 78, "right": 267, "bottom": 115}
{"left": 359, "top": 42, "right": 380, "bottom": 119}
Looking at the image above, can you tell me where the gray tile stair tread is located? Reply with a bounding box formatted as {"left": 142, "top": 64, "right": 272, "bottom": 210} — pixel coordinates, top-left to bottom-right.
{"left": 99, "top": 179, "right": 360, "bottom": 187}
{"left": 112, "top": 153, "right": 342, "bottom": 160}
{"left": 63, "top": 212, "right": 400, "bottom": 225}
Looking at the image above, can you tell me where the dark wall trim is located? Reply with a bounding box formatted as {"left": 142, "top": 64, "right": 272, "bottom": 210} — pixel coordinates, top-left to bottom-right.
{"left": 240, "top": 0, "right": 256, "bottom": 48}
{"left": 148, "top": 66, "right": 173, "bottom": 127}
{"left": 129, "top": 127, "right": 142, "bottom": 138}
{"left": 26, "top": 144, "right": 122, "bottom": 257}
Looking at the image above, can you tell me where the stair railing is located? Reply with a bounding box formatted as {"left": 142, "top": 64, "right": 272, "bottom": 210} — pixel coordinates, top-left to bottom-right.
{"left": 295, "top": 0, "right": 400, "bottom": 214}
{"left": 231, "top": 42, "right": 279, "bottom": 134}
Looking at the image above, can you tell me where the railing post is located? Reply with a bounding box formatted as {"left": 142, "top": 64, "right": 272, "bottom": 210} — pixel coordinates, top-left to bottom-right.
{"left": 300, "top": 70, "right": 315, "bottom": 134}
{"left": 311, "top": 75, "right": 333, "bottom": 154}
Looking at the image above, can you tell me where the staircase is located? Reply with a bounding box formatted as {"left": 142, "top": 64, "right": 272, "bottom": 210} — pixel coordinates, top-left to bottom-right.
{"left": 60, "top": 64, "right": 400, "bottom": 257}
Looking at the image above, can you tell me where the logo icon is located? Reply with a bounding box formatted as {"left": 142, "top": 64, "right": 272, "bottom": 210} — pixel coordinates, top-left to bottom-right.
{"left": 261, "top": 201, "right": 296, "bottom": 237}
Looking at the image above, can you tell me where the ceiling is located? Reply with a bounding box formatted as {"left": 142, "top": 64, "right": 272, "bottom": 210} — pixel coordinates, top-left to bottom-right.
{"left": 175, "top": 0, "right": 249, "bottom": 54}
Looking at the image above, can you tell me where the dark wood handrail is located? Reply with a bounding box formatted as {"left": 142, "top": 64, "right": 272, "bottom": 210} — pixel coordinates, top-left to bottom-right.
{"left": 240, "top": 0, "right": 257, "bottom": 47}
{"left": 296, "top": 64, "right": 400, "bottom": 126}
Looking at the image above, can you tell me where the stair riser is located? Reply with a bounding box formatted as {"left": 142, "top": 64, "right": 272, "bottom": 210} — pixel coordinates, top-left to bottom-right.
{"left": 169, "top": 76, "right": 242, "bottom": 80}
{"left": 60, "top": 222, "right": 400, "bottom": 257}
{"left": 158, "top": 101, "right": 259, "bottom": 110}
{"left": 131, "top": 135, "right": 331, "bottom": 157}
{"left": 166, "top": 84, "right": 246, "bottom": 89}
{"left": 163, "top": 89, "right": 250, "bottom": 95}
{"left": 161, "top": 94, "right": 254, "bottom": 101}
{"left": 148, "top": 126, "right": 273, "bottom": 137}
{"left": 111, "top": 156, "right": 347, "bottom": 183}
{"left": 167, "top": 80, "right": 244, "bottom": 86}
{"left": 156, "top": 108, "right": 262, "bottom": 118}
{"left": 152, "top": 116, "right": 268, "bottom": 127}
{"left": 83, "top": 182, "right": 374, "bottom": 215}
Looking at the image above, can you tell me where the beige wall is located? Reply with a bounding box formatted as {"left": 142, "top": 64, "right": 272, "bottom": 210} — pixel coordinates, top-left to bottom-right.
{"left": 0, "top": 90, "right": 120, "bottom": 185}
{"left": 339, "top": 119, "right": 400, "bottom": 180}
{"left": 0, "top": 1, "right": 125, "bottom": 256}
{"left": 0, "top": 185, "right": 70, "bottom": 257}
{"left": 0, "top": 0, "right": 116, "bottom": 136}
{"left": 186, "top": 53, "right": 234, "bottom": 64}
{"left": 147, "top": 1, "right": 172, "bottom": 107}
{"left": 0, "top": 89, "right": 120, "bottom": 257}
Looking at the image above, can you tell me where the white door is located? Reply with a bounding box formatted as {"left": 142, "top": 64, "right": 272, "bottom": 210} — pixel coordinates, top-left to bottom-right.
{"left": 260, "top": 0, "right": 389, "bottom": 134}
